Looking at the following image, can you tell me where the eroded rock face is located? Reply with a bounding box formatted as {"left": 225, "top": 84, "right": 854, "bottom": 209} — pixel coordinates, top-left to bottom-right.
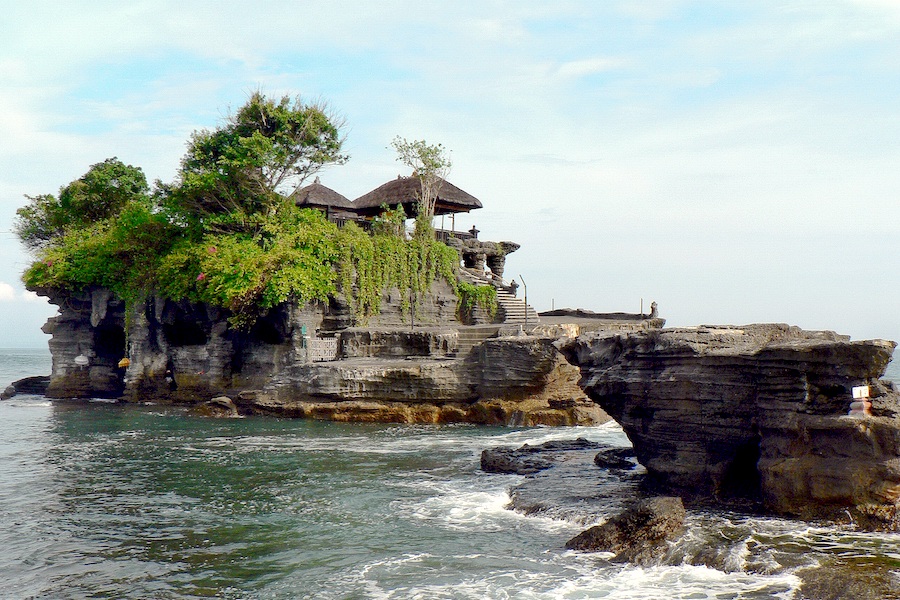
{"left": 34, "top": 286, "right": 607, "bottom": 426}
{"left": 248, "top": 335, "right": 608, "bottom": 426}
{"left": 40, "top": 288, "right": 129, "bottom": 399}
{"left": 561, "top": 324, "right": 900, "bottom": 525}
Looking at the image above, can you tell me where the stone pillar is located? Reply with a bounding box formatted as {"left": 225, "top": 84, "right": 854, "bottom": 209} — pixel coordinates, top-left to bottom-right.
{"left": 472, "top": 252, "right": 487, "bottom": 273}
{"left": 486, "top": 254, "right": 506, "bottom": 281}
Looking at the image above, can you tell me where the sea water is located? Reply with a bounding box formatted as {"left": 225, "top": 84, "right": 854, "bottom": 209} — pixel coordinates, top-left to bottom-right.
{"left": 1, "top": 350, "right": 899, "bottom": 599}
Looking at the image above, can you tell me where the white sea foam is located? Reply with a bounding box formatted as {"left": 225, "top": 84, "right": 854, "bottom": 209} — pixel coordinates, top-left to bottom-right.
{"left": 541, "top": 563, "right": 801, "bottom": 599}
{"left": 398, "top": 473, "right": 575, "bottom": 534}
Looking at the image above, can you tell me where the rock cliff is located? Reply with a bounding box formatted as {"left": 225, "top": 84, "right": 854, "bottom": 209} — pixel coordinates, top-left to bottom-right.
{"left": 246, "top": 336, "right": 607, "bottom": 425}
{"left": 35, "top": 285, "right": 609, "bottom": 426}
{"left": 561, "top": 324, "right": 900, "bottom": 526}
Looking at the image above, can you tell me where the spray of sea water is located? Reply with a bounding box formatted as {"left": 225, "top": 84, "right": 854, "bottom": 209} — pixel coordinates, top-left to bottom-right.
{"left": 1, "top": 350, "right": 899, "bottom": 599}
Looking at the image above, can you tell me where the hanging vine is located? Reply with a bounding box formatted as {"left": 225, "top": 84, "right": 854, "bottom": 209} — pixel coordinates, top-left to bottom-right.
{"left": 456, "top": 281, "right": 498, "bottom": 321}
{"left": 335, "top": 220, "right": 459, "bottom": 324}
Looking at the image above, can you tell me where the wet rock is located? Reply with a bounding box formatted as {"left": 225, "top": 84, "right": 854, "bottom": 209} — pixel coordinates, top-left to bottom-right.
{"left": 1, "top": 375, "right": 51, "bottom": 399}
{"left": 565, "top": 496, "right": 686, "bottom": 565}
{"left": 594, "top": 447, "right": 637, "bottom": 470}
{"left": 190, "top": 396, "right": 240, "bottom": 418}
{"left": 481, "top": 438, "right": 606, "bottom": 475}
{"left": 797, "top": 558, "right": 900, "bottom": 600}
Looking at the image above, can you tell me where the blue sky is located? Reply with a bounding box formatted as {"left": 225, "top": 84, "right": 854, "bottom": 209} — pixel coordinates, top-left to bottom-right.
{"left": 1, "top": 0, "right": 899, "bottom": 347}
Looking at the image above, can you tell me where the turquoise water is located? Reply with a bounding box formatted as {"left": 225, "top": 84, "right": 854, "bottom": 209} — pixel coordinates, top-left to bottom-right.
{"left": 1, "top": 350, "right": 899, "bottom": 599}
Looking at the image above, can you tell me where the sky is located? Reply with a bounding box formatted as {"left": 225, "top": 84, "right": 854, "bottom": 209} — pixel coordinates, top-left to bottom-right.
{"left": 1, "top": 0, "right": 899, "bottom": 348}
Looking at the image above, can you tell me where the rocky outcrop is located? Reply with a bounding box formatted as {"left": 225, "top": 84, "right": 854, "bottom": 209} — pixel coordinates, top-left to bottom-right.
{"left": 1, "top": 376, "right": 51, "bottom": 399}
{"left": 246, "top": 336, "right": 608, "bottom": 426}
{"left": 565, "top": 496, "right": 686, "bottom": 564}
{"left": 561, "top": 324, "right": 900, "bottom": 526}
{"left": 33, "top": 285, "right": 609, "bottom": 426}
{"left": 480, "top": 438, "right": 607, "bottom": 475}
{"left": 188, "top": 396, "right": 241, "bottom": 418}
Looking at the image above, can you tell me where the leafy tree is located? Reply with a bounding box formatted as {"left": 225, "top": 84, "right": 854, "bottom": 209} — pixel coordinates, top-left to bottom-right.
{"left": 390, "top": 136, "right": 452, "bottom": 229}
{"left": 165, "top": 92, "right": 348, "bottom": 233}
{"left": 18, "top": 96, "right": 464, "bottom": 331}
{"left": 22, "top": 202, "right": 179, "bottom": 303}
{"left": 15, "top": 158, "right": 149, "bottom": 250}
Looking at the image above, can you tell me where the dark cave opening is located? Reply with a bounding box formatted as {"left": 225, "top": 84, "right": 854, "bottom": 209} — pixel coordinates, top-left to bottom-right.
{"left": 93, "top": 324, "right": 127, "bottom": 396}
{"left": 163, "top": 322, "right": 209, "bottom": 347}
{"left": 719, "top": 432, "right": 762, "bottom": 502}
{"left": 94, "top": 324, "right": 126, "bottom": 362}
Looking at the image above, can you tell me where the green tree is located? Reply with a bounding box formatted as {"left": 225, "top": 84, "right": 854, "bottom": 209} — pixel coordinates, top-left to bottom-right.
{"left": 390, "top": 136, "right": 452, "bottom": 229}
{"left": 165, "top": 92, "right": 348, "bottom": 233}
{"left": 15, "top": 157, "right": 149, "bottom": 250}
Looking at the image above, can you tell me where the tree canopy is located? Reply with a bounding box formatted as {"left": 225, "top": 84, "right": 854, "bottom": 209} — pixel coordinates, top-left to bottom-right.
{"left": 165, "top": 92, "right": 348, "bottom": 234}
{"left": 391, "top": 136, "right": 452, "bottom": 226}
{"left": 14, "top": 157, "right": 149, "bottom": 250}
{"left": 16, "top": 93, "right": 462, "bottom": 329}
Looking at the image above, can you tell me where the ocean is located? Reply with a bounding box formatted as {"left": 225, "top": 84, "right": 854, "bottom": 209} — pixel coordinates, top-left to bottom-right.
{"left": 2, "top": 349, "right": 899, "bottom": 599}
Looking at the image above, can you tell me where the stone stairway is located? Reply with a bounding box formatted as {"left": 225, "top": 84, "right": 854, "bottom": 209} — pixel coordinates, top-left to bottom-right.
{"left": 458, "top": 268, "right": 539, "bottom": 326}
{"left": 495, "top": 287, "right": 540, "bottom": 325}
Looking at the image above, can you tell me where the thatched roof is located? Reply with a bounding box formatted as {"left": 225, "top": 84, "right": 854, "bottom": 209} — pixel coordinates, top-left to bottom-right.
{"left": 291, "top": 177, "right": 356, "bottom": 210}
{"left": 353, "top": 175, "right": 483, "bottom": 217}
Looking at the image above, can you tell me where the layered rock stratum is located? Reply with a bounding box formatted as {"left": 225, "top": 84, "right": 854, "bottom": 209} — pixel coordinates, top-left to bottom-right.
{"left": 560, "top": 324, "right": 900, "bottom": 526}
{"left": 32, "top": 286, "right": 612, "bottom": 426}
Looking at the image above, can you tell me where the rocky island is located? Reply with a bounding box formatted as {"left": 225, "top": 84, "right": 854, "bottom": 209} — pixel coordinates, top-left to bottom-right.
{"left": 11, "top": 92, "right": 900, "bottom": 532}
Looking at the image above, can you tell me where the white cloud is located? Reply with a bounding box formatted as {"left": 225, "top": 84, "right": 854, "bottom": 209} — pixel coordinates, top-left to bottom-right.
{"left": 21, "top": 290, "right": 48, "bottom": 304}
{"left": 0, "top": 282, "right": 15, "bottom": 301}
{"left": 556, "top": 57, "right": 630, "bottom": 79}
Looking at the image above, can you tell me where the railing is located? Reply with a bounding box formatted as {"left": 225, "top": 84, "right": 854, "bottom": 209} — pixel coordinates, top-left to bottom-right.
{"left": 434, "top": 228, "right": 476, "bottom": 244}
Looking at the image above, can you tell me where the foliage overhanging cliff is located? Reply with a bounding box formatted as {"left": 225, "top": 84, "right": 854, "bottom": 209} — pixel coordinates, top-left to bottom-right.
{"left": 15, "top": 93, "right": 461, "bottom": 328}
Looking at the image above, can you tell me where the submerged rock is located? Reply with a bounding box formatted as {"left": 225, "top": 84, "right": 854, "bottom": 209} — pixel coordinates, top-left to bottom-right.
{"left": 1, "top": 375, "right": 51, "bottom": 399}
{"left": 480, "top": 438, "right": 606, "bottom": 475}
{"left": 565, "top": 496, "right": 686, "bottom": 565}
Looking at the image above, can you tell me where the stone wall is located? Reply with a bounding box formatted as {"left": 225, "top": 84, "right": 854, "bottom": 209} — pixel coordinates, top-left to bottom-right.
{"left": 340, "top": 328, "right": 458, "bottom": 358}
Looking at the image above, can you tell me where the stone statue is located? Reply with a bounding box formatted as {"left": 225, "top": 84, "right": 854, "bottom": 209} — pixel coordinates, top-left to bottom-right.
{"left": 650, "top": 301, "right": 658, "bottom": 318}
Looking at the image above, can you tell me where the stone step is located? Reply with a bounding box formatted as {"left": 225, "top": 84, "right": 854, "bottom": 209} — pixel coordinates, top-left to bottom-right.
{"left": 458, "top": 268, "right": 539, "bottom": 325}
{"left": 454, "top": 326, "right": 501, "bottom": 356}
{"left": 495, "top": 293, "right": 539, "bottom": 324}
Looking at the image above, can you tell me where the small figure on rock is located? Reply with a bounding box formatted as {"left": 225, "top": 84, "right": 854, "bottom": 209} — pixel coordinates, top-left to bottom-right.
{"left": 509, "top": 278, "right": 519, "bottom": 297}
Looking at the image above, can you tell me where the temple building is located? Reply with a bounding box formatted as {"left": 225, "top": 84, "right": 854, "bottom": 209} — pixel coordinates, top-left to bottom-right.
{"left": 290, "top": 177, "right": 361, "bottom": 227}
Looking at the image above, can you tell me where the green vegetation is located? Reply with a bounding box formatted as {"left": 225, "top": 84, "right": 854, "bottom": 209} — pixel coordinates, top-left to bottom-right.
{"left": 391, "top": 136, "right": 451, "bottom": 223}
{"left": 17, "top": 94, "right": 463, "bottom": 329}
{"left": 456, "top": 281, "right": 498, "bottom": 321}
{"left": 15, "top": 158, "right": 152, "bottom": 251}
